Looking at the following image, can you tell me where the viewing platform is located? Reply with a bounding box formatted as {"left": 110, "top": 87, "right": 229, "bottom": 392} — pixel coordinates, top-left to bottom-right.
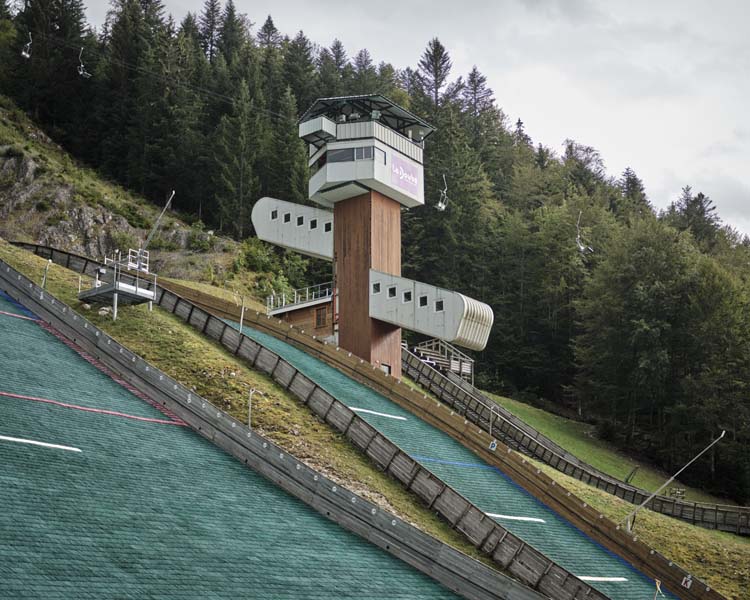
{"left": 77, "top": 249, "right": 157, "bottom": 318}
{"left": 267, "top": 281, "right": 333, "bottom": 316}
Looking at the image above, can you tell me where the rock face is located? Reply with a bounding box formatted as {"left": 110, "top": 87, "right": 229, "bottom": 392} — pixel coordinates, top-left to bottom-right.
{"left": 0, "top": 146, "right": 181, "bottom": 260}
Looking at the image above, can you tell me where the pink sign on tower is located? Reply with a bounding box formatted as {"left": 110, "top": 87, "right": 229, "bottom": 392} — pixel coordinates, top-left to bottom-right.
{"left": 390, "top": 154, "right": 419, "bottom": 196}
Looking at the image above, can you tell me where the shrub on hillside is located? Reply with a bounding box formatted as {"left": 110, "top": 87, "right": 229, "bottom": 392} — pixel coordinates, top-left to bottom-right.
{"left": 187, "top": 221, "right": 214, "bottom": 252}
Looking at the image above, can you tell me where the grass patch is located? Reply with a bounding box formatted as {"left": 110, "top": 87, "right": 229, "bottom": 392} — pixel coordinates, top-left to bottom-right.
{"left": 0, "top": 239, "right": 496, "bottom": 571}
{"left": 485, "top": 391, "right": 732, "bottom": 505}
{"left": 160, "top": 276, "right": 266, "bottom": 313}
{"left": 534, "top": 459, "right": 750, "bottom": 599}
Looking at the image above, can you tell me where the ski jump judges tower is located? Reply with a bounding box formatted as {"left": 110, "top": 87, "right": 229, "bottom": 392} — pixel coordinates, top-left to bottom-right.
{"left": 252, "top": 95, "right": 493, "bottom": 378}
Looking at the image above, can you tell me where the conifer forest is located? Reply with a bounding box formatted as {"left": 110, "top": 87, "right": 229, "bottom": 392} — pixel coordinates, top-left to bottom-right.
{"left": 1, "top": 0, "right": 749, "bottom": 501}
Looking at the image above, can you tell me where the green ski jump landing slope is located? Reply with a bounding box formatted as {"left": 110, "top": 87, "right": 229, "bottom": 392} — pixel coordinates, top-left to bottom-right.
{"left": 0, "top": 291, "right": 458, "bottom": 600}
{"left": 234, "top": 323, "right": 678, "bottom": 600}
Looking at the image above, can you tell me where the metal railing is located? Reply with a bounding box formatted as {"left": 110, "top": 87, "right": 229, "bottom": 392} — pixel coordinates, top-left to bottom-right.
{"left": 413, "top": 338, "right": 474, "bottom": 383}
{"left": 266, "top": 281, "right": 333, "bottom": 314}
{"left": 401, "top": 348, "right": 750, "bottom": 536}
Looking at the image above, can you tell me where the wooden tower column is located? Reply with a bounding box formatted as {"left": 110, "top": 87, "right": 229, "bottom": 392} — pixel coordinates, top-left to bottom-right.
{"left": 334, "top": 190, "right": 402, "bottom": 378}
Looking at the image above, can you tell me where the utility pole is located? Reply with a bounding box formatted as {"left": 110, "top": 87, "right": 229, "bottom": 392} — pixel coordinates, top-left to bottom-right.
{"left": 41, "top": 259, "right": 52, "bottom": 290}
{"left": 622, "top": 430, "right": 725, "bottom": 532}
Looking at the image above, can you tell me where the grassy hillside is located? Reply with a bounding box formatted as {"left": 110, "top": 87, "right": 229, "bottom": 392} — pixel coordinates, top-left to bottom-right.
{"left": 535, "top": 461, "right": 749, "bottom": 600}
{"left": 487, "top": 392, "right": 732, "bottom": 505}
{"left": 0, "top": 95, "right": 291, "bottom": 310}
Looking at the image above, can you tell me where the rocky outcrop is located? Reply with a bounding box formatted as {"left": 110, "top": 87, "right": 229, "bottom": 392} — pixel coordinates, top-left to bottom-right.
{"left": 1, "top": 148, "right": 156, "bottom": 260}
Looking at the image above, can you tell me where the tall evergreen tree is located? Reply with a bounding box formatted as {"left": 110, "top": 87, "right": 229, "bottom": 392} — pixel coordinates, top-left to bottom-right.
{"left": 563, "top": 139, "right": 605, "bottom": 195}
{"left": 460, "top": 66, "right": 513, "bottom": 198}
{"left": 256, "top": 15, "right": 280, "bottom": 48}
{"left": 317, "top": 39, "right": 349, "bottom": 96}
{"left": 198, "top": 0, "right": 221, "bottom": 63}
{"left": 329, "top": 38, "right": 351, "bottom": 87}
{"left": 257, "top": 16, "right": 283, "bottom": 112}
{"left": 513, "top": 118, "right": 531, "bottom": 147}
{"left": 269, "top": 86, "right": 307, "bottom": 204}
{"left": 13, "top": 0, "right": 90, "bottom": 131}
{"left": 613, "top": 167, "right": 651, "bottom": 221}
{"left": 462, "top": 66, "right": 493, "bottom": 120}
{"left": 213, "top": 79, "right": 260, "bottom": 238}
{"left": 282, "top": 30, "right": 315, "bottom": 113}
{"left": 663, "top": 186, "right": 721, "bottom": 250}
{"left": 316, "top": 47, "right": 342, "bottom": 96}
{"left": 418, "top": 38, "right": 451, "bottom": 109}
{"left": 0, "top": 0, "right": 15, "bottom": 88}
{"left": 351, "top": 48, "right": 377, "bottom": 93}
{"left": 217, "top": 0, "right": 246, "bottom": 65}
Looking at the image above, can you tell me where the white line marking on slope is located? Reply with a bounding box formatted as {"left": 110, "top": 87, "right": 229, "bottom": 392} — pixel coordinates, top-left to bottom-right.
{"left": 577, "top": 576, "right": 628, "bottom": 582}
{"left": 350, "top": 408, "right": 407, "bottom": 421}
{"left": 0, "top": 434, "right": 81, "bottom": 453}
{"left": 487, "top": 513, "right": 546, "bottom": 523}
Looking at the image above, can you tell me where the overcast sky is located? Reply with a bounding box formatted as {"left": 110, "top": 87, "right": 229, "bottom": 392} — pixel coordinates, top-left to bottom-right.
{"left": 87, "top": 0, "right": 750, "bottom": 234}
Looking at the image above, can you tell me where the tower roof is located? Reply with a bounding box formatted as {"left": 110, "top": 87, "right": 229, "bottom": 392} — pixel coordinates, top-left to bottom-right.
{"left": 299, "top": 95, "right": 436, "bottom": 141}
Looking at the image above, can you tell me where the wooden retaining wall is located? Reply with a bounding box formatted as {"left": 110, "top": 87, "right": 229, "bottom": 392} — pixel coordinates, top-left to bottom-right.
{"left": 0, "top": 258, "right": 548, "bottom": 600}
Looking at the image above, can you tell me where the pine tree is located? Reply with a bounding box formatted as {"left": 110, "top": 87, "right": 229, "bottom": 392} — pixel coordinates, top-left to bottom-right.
{"left": 376, "top": 62, "right": 398, "bottom": 97}
{"left": 140, "top": 0, "right": 167, "bottom": 33}
{"left": 257, "top": 17, "right": 283, "bottom": 112}
{"left": 329, "top": 38, "right": 350, "bottom": 85}
{"left": 664, "top": 186, "right": 721, "bottom": 249}
{"left": 462, "top": 66, "right": 493, "bottom": 119}
{"left": 213, "top": 79, "right": 260, "bottom": 238}
{"left": 534, "top": 144, "right": 552, "bottom": 170}
{"left": 0, "top": 0, "right": 15, "bottom": 88}
{"left": 318, "top": 39, "right": 349, "bottom": 96}
{"left": 563, "top": 139, "right": 605, "bottom": 195}
{"left": 613, "top": 167, "right": 651, "bottom": 221}
{"left": 317, "top": 47, "right": 342, "bottom": 96}
{"left": 513, "top": 119, "right": 531, "bottom": 146}
{"left": 398, "top": 67, "right": 420, "bottom": 97}
{"left": 459, "top": 65, "right": 514, "bottom": 198}
{"left": 13, "top": 0, "right": 90, "bottom": 130}
{"left": 351, "top": 48, "right": 378, "bottom": 94}
{"left": 257, "top": 15, "right": 280, "bottom": 48}
{"left": 198, "top": 0, "right": 221, "bottom": 62}
{"left": 269, "top": 86, "right": 307, "bottom": 204}
{"left": 416, "top": 37, "right": 453, "bottom": 114}
{"left": 180, "top": 12, "right": 200, "bottom": 42}
{"left": 282, "top": 30, "right": 315, "bottom": 113}
{"left": 217, "top": 0, "right": 246, "bottom": 65}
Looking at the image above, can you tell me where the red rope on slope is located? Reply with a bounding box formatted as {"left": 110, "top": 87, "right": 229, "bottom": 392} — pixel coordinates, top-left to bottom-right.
{"left": 0, "top": 309, "right": 40, "bottom": 322}
{"left": 36, "top": 321, "right": 188, "bottom": 426}
{"left": 0, "top": 390, "right": 186, "bottom": 426}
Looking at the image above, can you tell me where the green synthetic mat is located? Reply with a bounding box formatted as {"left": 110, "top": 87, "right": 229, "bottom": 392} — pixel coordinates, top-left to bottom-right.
{"left": 0, "top": 296, "right": 458, "bottom": 599}
{"left": 235, "top": 323, "right": 678, "bottom": 600}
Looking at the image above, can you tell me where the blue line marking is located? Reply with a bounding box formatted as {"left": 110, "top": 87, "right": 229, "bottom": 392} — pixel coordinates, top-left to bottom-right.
{"left": 0, "top": 290, "right": 38, "bottom": 319}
